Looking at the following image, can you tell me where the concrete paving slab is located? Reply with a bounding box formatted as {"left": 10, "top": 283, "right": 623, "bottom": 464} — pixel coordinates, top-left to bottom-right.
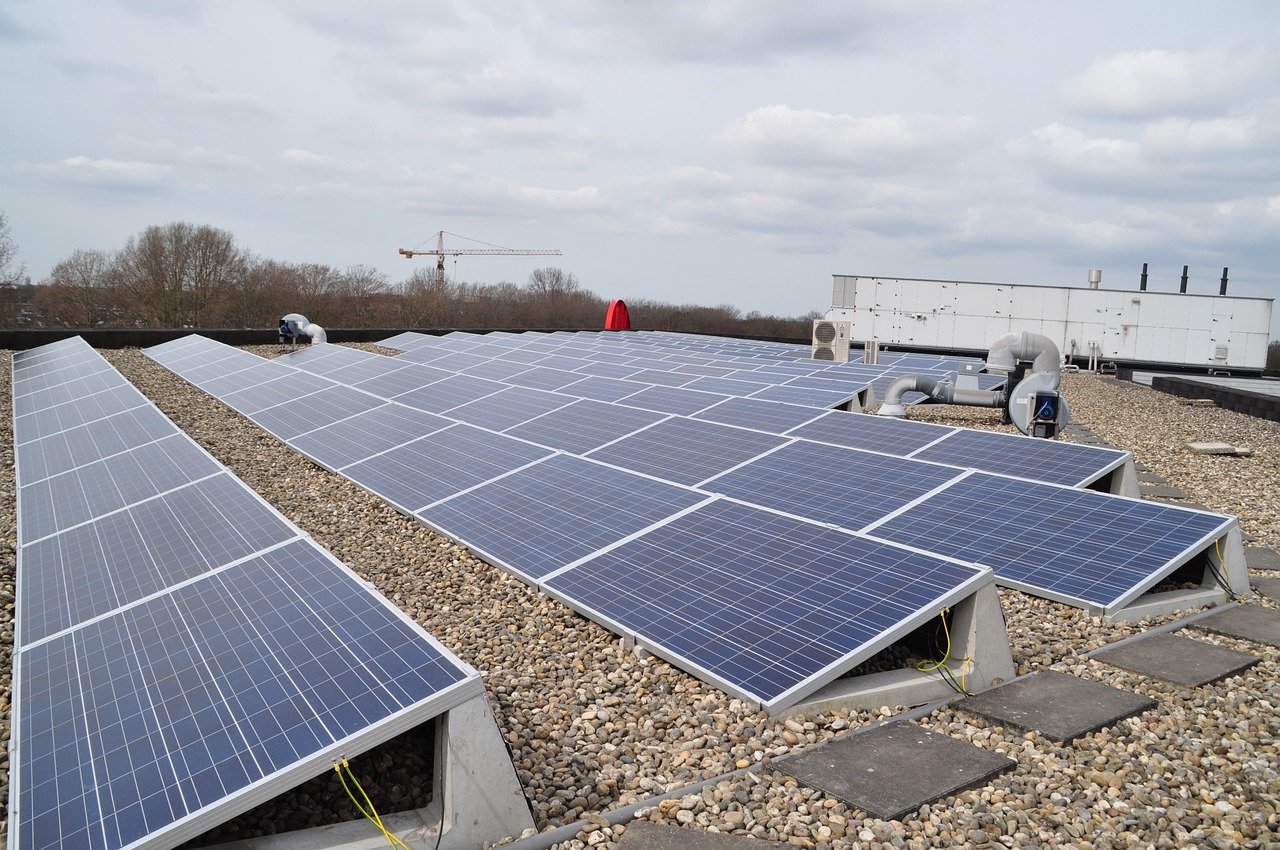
{"left": 1136, "top": 471, "right": 1168, "bottom": 484}
{"left": 779, "top": 722, "right": 1014, "bottom": 822}
{"left": 955, "top": 670, "right": 1154, "bottom": 743}
{"left": 1251, "top": 575, "right": 1280, "bottom": 601}
{"left": 1244, "top": 547, "right": 1280, "bottom": 572}
{"left": 1140, "top": 484, "right": 1188, "bottom": 499}
{"left": 618, "top": 820, "right": 759, "bottom": 850}
{"left": 1133, "top": 461, "right": 1152, "bottom": 472}
{"left": 1186, "top": 605, "right": 1280, "bottom": 648}
{"left": 1092, "top": 633, "right": 1259, "bottom": 687}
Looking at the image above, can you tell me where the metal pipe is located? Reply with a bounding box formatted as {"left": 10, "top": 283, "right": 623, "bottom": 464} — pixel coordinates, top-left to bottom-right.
{"left": 1140, "top": 262, "right": 1148, "bottom": 291}
{"left": 985, "top": 332, "right": 1062, "bottom": 385}
{"left": 1220, "top": 267, "right": 1229, "bottom": 296}
{"left": 1180, "top": 265, "right": 1189, "bottom": 293}
{"left": 877, "top": 374, "right": 1004, "bottom": 418}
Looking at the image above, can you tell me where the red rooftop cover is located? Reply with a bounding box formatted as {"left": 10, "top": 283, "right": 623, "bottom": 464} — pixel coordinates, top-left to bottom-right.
{"left": 605, "top": 299, "right": 631, "bottom": 330}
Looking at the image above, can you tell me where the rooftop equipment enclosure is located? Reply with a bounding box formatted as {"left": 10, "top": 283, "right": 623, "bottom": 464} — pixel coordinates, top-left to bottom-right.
{"left": 828, "top": 275, "right": 1274, "bottom": 371}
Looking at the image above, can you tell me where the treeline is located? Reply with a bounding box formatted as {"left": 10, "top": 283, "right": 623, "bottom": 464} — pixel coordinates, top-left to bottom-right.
{"left": 11, "top": 221, "right": 817, "bottom": 339}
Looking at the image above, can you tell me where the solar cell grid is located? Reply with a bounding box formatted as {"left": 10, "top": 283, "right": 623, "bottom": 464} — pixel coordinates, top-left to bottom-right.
{"left": 460, "top": 359, "right": 537, "bottom": 382}
{"left": 419, "top": 454, "right": 709, "bottom": 583}
{"left": 748, "top": 384, "right": 858, "bottom": 409}
{"left": 910, "top": 428, "right": 1127, "bottom": 487}
{"left": 706, "top": 441, "right": 965, "bottom": 529}
{"left": 500, "top": 366, "right": 585, "bottom": 391}
{"left": 445, "top": 385, "right": 574, "bottom": 431}
{"left": 18, "top": 473, "right": 299, "bottom": 645}
{"left": 289, "top": 403, "right": 453, "bottom": 470}
{"left": 544, "top": 499, "right": 984, "bottom": 709}
{"left": 867, "top": 472, "right": 1232, "bottom": 612}
{"left": 249, "top": 384, "right": 382, "bottom": 441}
{"left": 12, "top": 370, "right": 128, "bottom": 418}
{"left": 15, "top": 404, "right": 179, "bottom": 486}
{"left": 343, "top": 424, "right": 553, "bottom": 513}
{"left": 555, "top": 375, "right": 646, "bottom": 403}
{"left": 277, "top": 344, "right": 374, "bottom": 375}
{"left": 504, "top": 398, "right": 667, "bottom": 454}
{"left": 786, "top": 411, "right": 957, "bottom": 454}
{"left": 692, "top": 397, "right": 827, "bottom": 435}
{"left": 393, "top": 373, "right": 506, "bottom": 414}
{"left": 588, "top": 416, "right": 786, "bottom": 486}
{"left": 615, "top": 384, "right": 730, "bottom": 416}
{"left": 14, "top": 384, "right": 151, "bottom": 445}
{"left": 353, "top": 362, "right": 452, "bottom": 398}
{"left": 219, "top": 370, "right": 337, "bottom": 414}
{"left": 317, "top": 356, "right": 414, "bottom": 385}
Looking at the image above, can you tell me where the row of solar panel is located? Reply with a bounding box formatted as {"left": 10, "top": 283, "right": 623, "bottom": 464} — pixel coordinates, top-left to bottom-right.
{"left": 146, "top": 333, "right": 994, "bottom": 711}
{"left": 11, "top": 337, "right": 482, "bottom": 850}
{"left": 149, "top": 334, "right": 1231, "bottom": 625}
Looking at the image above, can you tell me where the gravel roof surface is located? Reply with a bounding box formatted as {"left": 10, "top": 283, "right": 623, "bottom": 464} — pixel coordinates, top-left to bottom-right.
{"left": 1, "top": 347, "right": 1277, "bottom": 849}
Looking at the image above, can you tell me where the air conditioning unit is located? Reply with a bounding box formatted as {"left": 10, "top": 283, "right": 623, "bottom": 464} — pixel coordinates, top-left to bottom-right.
{"left": 812, "top": 319, "right": 851, "bottom": 362}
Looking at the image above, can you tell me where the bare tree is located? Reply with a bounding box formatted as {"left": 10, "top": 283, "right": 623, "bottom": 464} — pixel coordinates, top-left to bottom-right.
{"left": 35, "top": 248, "right": 115, "bottom": 327}
{"left": 336, "top": 264, "right": 390, "bottom": 325}
{"left": 0, "top": 211, "right": 26, "bottom": 327}
{"left": 113, "top": 222, "right": 246, "bottom": 326}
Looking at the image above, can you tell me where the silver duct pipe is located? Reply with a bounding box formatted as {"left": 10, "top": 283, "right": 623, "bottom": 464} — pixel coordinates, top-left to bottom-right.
{"left": 878, "top": 374, "right": 1005, "bottom": 418}
{"left": 280, "top": 313, "right": 327, "bottom": 344}
{"left": 984, "top": 331, "right": 1061, "bottom": 389}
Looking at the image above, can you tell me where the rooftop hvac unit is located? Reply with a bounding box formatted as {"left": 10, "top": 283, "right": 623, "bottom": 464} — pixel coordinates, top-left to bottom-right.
{"left": 812, "top": 319, "right": 851, "bottom": 362}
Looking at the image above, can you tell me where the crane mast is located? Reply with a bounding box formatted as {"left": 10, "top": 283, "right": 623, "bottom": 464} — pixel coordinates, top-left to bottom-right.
{"left": 399, "top": 231, "right": 562, "bottom": 287}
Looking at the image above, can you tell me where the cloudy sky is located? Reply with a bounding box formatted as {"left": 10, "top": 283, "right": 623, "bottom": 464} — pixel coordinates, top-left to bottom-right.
{"left": 3, "top": 1, "right": 1280, "bottom": 327}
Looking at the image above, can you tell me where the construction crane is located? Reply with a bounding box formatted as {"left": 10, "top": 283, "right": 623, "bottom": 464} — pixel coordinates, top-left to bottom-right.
{"left": 399, "top": 231, "right": 562, "bottom": 287}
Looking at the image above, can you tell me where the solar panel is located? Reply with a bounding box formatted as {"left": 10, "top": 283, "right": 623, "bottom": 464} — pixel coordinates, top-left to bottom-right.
{"left": 445, "top": 385, "right": 574, "bottom": 432}
{"left": 19, "top": 473, "right": 298, "bottom": 645}
{"left": 276, "top": 343, "right": 373, "bottom": 374}
{"left": 910, "top": 428, "right": 1129, "bottom": 487}
{"left": 692, "top": 397, "right": 828, "bottom": 435}
{"left": 353, "top": 362, "right": 452, "bottom": 398}
{"left": 289, "top": 403, "right": 453, "bottom": 470}
{"left": 704, "top": 441, "right": 965, "bottom": 528}
{"left": 13, "top": 384, "right": 150, "bottom": 444}
{"left": 501, "top": 366, "right": 585, "bottom": 391}
{"left": 15, "top": 404, "right": 179, "bottom": 486}
{"left": 786, "top": 411, "right": 957, "bottom": 455}
{"left": 615, "top": 384, "right": 730, "bottom": 416}
{"left": 542, "top": 499, "right": 987, "bottom": 711}
{"left": 342, "top": 424, "right": 553, "bottom": 513}
{"left": 748, "top": 383, "right": 859, "bottom": 409}
{"left": 393, "top": 373, "right": 506, "bottom": 414}
{"left": 555, "top": 375, "right": 646, "bottom": 403}
{"left": 587, "top": 417, "right": 786, "bottom": 486}
{"left": 504, "top": 398, "right": 667, "bottom": 454}
{"left": 14, "top": 338, "right": 483, "bottom": 850}
{"left": 319, "top": 356, "right": 415, "bottom": 385}
{"left": 419, "top": 454, "right": 709, "bottom": 583}
{"left": 249, "top": 384, "right": 383, "bottom": 441}
{"left": 865, "top": 472, "right": 1234, "bottom": 614}
{"left": 220, "top": 370, "right": 335, "bottom": 415}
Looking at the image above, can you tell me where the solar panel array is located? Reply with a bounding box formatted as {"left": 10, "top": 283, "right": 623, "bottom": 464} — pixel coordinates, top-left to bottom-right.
{"left": 144, "top": 332, "right": 1240, "bottom": 712}
{"left": 145, "top": 335, "right": 993, "bottom": 711}
{"left": 11, "top": 337, "right": 483, "bottom": 850}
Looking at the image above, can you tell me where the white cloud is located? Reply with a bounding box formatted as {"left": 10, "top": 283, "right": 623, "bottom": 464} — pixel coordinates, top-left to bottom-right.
{"left": 717, "top": 105, "right": 983, "bottom": 173}
{"left": 15, "top": 156, "right": 178, "bottom": 195}
{"left": 1060, "top": 46, "right": 1270, "bottom": 120}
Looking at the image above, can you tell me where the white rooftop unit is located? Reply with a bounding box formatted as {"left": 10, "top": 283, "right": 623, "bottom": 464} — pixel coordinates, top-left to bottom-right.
{"left": 828, "top": 274, "right": 1273, "bottom": 371}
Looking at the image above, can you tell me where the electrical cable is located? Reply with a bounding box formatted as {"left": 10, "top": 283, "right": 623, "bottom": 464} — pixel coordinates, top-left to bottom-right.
{"left": 1208, "top": 537, "right": 1239, "bottom": 603}
{"left": 334, "top": 758, "right": 412, "bottom": 850}
{"left": 915, "top": 607, "right": 972, "bottom": 695}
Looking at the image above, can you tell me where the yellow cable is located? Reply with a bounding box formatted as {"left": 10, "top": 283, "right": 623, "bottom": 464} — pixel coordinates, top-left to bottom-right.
{"left": 334, "top": 759, "right": 412, "bottom": 850}
{"left": 916, "top": 608, "right": 973, "bottom": 693}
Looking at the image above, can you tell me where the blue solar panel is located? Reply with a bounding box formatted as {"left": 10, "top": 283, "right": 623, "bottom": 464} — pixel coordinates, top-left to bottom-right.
{"left": 19, "top": 434, "right": 222, "bottom": 541}
{"left": 343, "top": 424, "right": 553, "bottom": 513}
{"left": 786, "top": 411, "right": 957, "bottom": 454}
{"left": 15, "top": 404, "right": 178, "bottom": 486}
{"left": 393, "top": 374, "right": 505, "bottom": 414}
{"left": 17, "top": 337, "right": 484, "bottom": 850}
{"left": 587, "top": 417, "right": 786, "bottom": 486}
{"left": 504, "top": 398, "right": 667, "bottom": 454}
{"left": 220, "top": 371, "right": 335, "bottom": 415}
{"left": 319, "top": 357, "right": 416, "bottom": 385}
{"left": 18, "top": 473, "right": 298, "bottom": 645}
{"left": 277, "top": 344, "right": 373, "bottom": 375}
{"left": 501, "top": 366, "right": 585, "bottom": 391}
{"left": 616, "top": 384, "right": 729, "bottom": 416}
{"left": 13, "top": 384, "right": 150, "bottom": 444}
{"left": 15, "top": 539, "right": 477, "bottom": 850}
{"left": 866, "top": 473, "right": 1233, "bottom": 613}
{"left": 446, "top": 385, "right": 574, "bottom": 431}
{"left": 543, "top": 499, "right": 986, "bottom": 710}
{"left": 556, "top": 375, "right": 646, "bottom": 403}
{"left": 289, "top": 403, "right": 453, "bottom": 470}
{"left": 748, "top": 384, "right": 858, "bottom": 408}
{"left": 419, "top": 454, "right": 708, "bottom": 583}
{"left": 705, "top": 441, "right": 965, "bottom": 528}
{"left": 692, "top": 397, "right": 827, "bottom": 435}
{"left": 249, "top": 384, "right": 382, "bottom": 440}
{"left": 910, "top": 428, "right": 1129, "bottom": 487}
{"left": 353, "top": 362, "right": 452, "bottom": 398}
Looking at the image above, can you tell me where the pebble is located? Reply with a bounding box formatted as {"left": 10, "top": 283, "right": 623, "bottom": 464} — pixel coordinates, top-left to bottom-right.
{"left": 1, "top": 351, "right": 1277, "bottom": 850}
